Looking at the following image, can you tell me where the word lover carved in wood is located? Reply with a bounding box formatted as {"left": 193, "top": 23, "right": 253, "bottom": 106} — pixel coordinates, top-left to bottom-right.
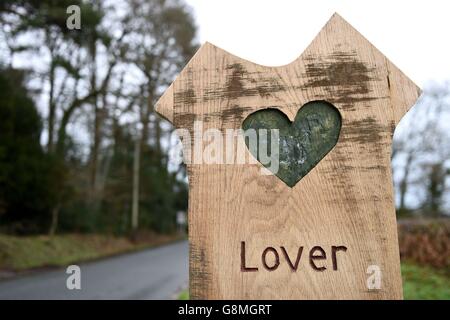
{"left": 240, "top": 242, "right": 348, "bottom": 272}
{"left": 156, "top": 13, "right": 421, "bottom": 299}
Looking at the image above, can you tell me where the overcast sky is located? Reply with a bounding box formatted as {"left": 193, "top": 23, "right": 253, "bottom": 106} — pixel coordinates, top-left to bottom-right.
{"left": 186, "top": 0, "right": 450, "bottom": 87}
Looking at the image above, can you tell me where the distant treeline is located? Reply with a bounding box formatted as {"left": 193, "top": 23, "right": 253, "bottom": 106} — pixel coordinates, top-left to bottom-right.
{"left": 0, "top": 1, "right": 449, "bottom": 236}
{"left": 0, "top": 0, "right": 196, "bottom": 235}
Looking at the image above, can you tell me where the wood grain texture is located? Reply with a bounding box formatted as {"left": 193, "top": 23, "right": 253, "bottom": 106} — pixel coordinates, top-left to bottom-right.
{"left": 155, "top": 82, "right": 174, "bottom": 122}
{"left": 156, "top": 13, "right": 421, "bottom": 299}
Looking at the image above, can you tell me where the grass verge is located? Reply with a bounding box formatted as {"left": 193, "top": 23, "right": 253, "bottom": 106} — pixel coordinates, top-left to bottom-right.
{"left": 177, "top": 263, "right": 450, "bottom": 300}
{"left": 0, "top": 232, "right": 183, "bottom": 275}
{"left": 402, "top": 262, "right": 450, "bottom": 299}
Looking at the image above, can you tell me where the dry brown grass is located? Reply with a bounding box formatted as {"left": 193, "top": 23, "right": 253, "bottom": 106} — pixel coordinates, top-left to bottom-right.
{"left": 398, "top": 218, "right": 450, "bottom": 270}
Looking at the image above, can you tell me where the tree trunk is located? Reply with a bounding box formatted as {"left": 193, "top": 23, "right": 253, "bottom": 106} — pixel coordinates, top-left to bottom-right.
{"left": 49, "top": 203, "right": 61, "bottom": 236}
{"left": 131, "top": 136, "right": 141, "bottom": 232}
{"left": 399, "top": 152, "right": 414, "bottom": 211}
{"left": 141, "top": 86, "right": 155, "bottom": 151}
{"left": 91, "top": 105, "right": 100, "bottom": 190}
{"left": 155, "top": 116, "right": 162, "bottom": 156}
{"left": 90, "top": 42, "right": 99, "bottom": 196}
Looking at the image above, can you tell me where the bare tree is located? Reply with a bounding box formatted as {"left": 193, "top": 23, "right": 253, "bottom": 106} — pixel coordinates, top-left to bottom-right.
{"left": 392, "top": 81, "right": 450, "bottom": 216}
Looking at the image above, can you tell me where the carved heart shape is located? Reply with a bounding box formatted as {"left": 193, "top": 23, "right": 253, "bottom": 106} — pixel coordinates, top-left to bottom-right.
{"left": 242, "top": 101, "right": 341, "bottom": 187}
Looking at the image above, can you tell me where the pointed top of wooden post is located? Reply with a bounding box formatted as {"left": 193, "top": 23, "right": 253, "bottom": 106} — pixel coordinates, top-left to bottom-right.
{"left": 156, "top": 13, "right": 420, "bottom": 126}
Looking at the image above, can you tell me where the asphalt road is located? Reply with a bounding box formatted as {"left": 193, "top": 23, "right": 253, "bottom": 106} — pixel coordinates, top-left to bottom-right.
{"left": 0, "top": 240, "right": 188, "bottom": 300}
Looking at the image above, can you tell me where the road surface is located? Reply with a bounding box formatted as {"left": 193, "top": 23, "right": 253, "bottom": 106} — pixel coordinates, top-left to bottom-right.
{"left": 0, "top": 240, "right": 188, "bottom": 299}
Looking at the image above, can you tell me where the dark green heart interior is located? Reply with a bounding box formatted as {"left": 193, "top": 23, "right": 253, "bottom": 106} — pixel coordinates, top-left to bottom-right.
{"left": 242, "top": 101, "right": 341, "bottom": 187}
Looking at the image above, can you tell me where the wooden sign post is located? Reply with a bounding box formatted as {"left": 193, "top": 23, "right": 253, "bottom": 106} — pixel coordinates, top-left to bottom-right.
{"left": 156, "top": 14, "right": 421, "bottom": 299}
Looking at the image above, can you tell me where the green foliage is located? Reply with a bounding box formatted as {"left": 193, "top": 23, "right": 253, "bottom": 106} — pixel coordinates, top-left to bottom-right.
{"left": 88, "top": 126, "right": 135, "bottom": 234}
{"left": 0, "top": 69, "right": 53, "bottom": 233}
{"left": 178, "top": 289, "right": 189, "bottom": 300}
{"left": 402, "top": 263, "right": 450, "bottom": 300}
{"left": 89, "top": 127, "right": 189, "bottom": 235}
{"left": 139, "top": 150, "right": 188, "bottom": 233}
{"left": 157, "top": 1, "right": 198, "bottom": 61}
{"left": 0, "top": 0, "right": 195, "bottom": 236}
